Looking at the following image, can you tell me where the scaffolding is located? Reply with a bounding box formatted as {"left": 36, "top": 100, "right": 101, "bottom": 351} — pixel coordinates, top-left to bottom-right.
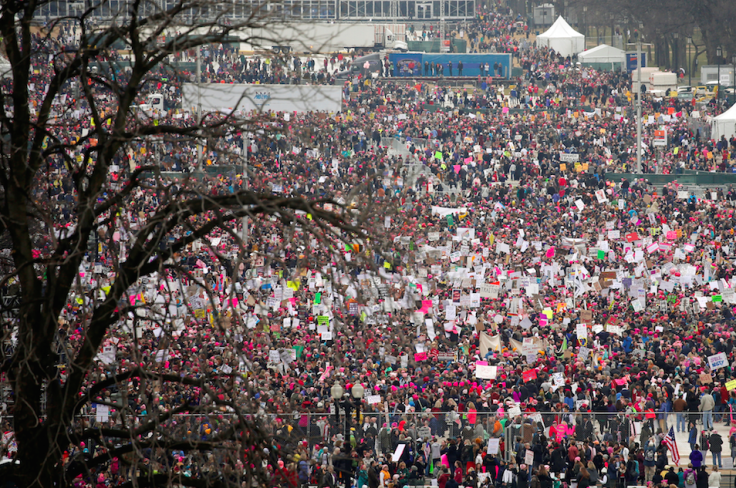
{"left": 35, "top": 0, "right": 475, "bottom": 21}
{"left": 338, "top": 0, "right": 474, "bottom": 19}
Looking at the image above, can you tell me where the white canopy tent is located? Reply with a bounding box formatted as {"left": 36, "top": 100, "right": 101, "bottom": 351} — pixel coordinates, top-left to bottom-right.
{"left": 535, "top": 16, "right": 585, "bottom": 58}
{"left": 578, "top": 44, "right": 625, "bottom": 69}
{"left": 711, "top": 103, "right": 736, "bottom": 141}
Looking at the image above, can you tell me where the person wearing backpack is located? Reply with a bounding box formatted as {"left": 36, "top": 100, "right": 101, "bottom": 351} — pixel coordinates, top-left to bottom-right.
{"left": 684, "top": 465, "right": 697, "bottom": 488}
{"left": 624, "top": 455, "right": 639, "bottom": 487}
{"left": 643, "top": 439, "right": 657, "bottom": 483}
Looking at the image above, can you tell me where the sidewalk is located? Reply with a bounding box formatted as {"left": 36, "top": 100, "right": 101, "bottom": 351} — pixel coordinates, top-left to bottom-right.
{"left": 672, "top": 416, "right": 732, "bottom": 468}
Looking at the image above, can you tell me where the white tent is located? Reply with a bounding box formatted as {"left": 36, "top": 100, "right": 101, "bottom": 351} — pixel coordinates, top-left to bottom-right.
{"left": 711, "top": 103, "right": 736, "bottom": 141}
{"left": 578, "top": 44, "right": 625, "bottom": 69}
{"left": 535, "top": 16, "right": 585, "bottom": 58}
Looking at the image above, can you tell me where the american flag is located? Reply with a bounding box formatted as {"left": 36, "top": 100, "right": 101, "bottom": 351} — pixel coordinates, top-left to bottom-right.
{"left": 663, "top": 427, "right": 680, "bottom": 465}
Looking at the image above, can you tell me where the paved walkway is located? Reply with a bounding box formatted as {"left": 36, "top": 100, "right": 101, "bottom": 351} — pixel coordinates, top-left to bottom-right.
{"left": 671, "top": 415, "right": 733, "bottom": 469}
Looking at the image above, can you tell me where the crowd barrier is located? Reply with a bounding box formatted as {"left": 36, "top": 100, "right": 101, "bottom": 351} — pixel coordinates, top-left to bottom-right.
{"left": 421, "top": 104, "right": 594, "bottom": 116}
{"left": 259, "top": 409, "right": 732, "bottom": 464}
{"left": 603, "top": 172, "right": 736, "bottom": 186}
{"left": 2, "top": 409, "right": 732, "bottom": 486}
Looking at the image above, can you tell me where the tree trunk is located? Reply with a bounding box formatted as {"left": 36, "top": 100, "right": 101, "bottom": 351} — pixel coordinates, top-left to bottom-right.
{"left": 701, "top": 27, "right": 717, "bottom": 65}
{"left": 11, "top": 313, "right": 61, "bottom": 487}
{"left": 16, "top": 427, "right": 58, "bottom": 487}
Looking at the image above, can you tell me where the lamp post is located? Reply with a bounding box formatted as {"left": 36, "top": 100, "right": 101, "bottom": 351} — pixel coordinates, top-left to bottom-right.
{"left": 733, "top": 55, "right": 736, "bottom": 101}
{"left": 687, "top": 36, "right": 692, "bottom": 87}
{"left": 672, "top": 33, "right": 678, "bottom": 72}
{"left": 631, "top": 31, "right": 643, "bottom": 173}
{"left": 351, "top": 383, "right": 364, "bottom": 429}
{"left": 331, "top": 383, "right": 344, "bottom": 429}
{"left": 609, "top": 14, "right": 614, "bottom": 47}
{"left": 717, "top": 46, "right": 723, "bottom": 102}
{"left": 196, "top": 45, "right": 203, "bottom": 172}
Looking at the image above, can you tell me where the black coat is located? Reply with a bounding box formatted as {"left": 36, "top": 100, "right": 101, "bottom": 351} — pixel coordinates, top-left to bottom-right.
{"left": 368, "top": 467, "right": 380, "bottom": 488}
{"left": 695, "top": 468, "right": 709, "bottom": 488}
{"left": 538, "top": 473, "right": 554, "bottom": 488}
{"left": 551, "top": 447, "right": 567, "bottom": 473}
{"left": 517, "top": 469, "right": 529, "bottom": 488}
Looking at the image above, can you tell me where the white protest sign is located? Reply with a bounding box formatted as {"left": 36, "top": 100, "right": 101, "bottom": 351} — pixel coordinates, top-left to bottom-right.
{"left": 576, "top": 324, "right": 587, "bottom": 338}
{"left": 98, "top": 346, "right": 116, "bottom": 365}
{"left": 578, "top": 346, "right": 590, "bottom": 362}
{"left": 487, "top": 438, "right": 500, "bottom": 454}
{"left": 366, "top": 395, "right": 381, "bottom": 404}
{"left": 392, "top": 444, "right": 406, "bottom": 462}
{"left": 475, "top": 364, "right": 498, "bottom": 379}
{"left": 525, "top": 450, "right": 534, "bottom": 465}
{"left": 708, "top": 352, "right": 728, "bottom": 370}
{"left": 268, "top": 350, "right": 282, "bottom": 363}
{"left": 95, "top": 405, "right": 109, "bottom": 422}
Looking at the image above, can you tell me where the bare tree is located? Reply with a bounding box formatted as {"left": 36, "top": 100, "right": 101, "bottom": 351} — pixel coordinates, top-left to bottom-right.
{"left": 0, "top": 1, "right": 391, "bottom": 487}
{"left": 575, "top": 0, "right": 736, "bottom": 66}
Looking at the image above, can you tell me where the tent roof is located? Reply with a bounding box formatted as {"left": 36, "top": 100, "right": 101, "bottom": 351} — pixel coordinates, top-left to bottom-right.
{"left": 538, "top": 16, "right": 584, "bottom": 40}
{"left": 714, "top": 103, "right": 736, "bottom": 121}
{"left": 578, "top": 44, "right": 625, "bottom": 62}
{"left": 578, "top": 44, "right": 624, "bottom": 57}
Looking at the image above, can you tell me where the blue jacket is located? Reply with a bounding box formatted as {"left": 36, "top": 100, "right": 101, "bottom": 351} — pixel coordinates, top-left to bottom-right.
{"left": 688, "top": 427, "right": 698, "bottom": 445}
{"left": 564, "top": 396, "right": 575, "bottom": 411}
{"left": 658, "top": 401, "right": 672, "bottom": 419}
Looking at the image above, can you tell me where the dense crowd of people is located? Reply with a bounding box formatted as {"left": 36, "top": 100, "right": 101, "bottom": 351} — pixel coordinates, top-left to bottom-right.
{"left": 4, "top": 3, "right": 736, "bottom": 488}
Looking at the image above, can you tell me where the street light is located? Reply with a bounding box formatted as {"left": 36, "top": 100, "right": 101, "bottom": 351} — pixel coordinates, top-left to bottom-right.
{"left": 717, "top": 46, "right": 722, "bottom": 102}
{"left": 627, "top": 31, "right": 644, "bottom": 173}
{"left": 673, "top": 33, "right": 678, "bottom": 72}
{"left": 351, "top": 383, "right": 364, "bottom": 428}
{"left": 351, "top": 383, "right": 364, "bottom": 398}
{"left": 331, "top": 383, "right": 344, "bottom": 427}
{"left": 687, "top": 36, "right": 692, "bottom": 87}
